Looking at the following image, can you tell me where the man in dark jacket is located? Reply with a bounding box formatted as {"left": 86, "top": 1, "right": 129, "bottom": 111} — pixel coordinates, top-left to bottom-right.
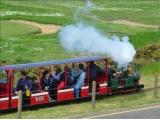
{"left": 41, "top": 70, "right": 57, "bottom": 100}
{"left": 88, "top": 61, "right": 102, "bottom": 92}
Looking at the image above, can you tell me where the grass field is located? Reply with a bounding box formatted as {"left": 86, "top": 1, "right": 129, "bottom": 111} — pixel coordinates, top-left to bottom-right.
{"left": 0, "top": 0, "right": 160, "bottom": 118}
{"left": 0, "top": 21, "right": 41, "bottom": 37}
{"left": 0, "top": 0, "right": 160, "bottom": 64}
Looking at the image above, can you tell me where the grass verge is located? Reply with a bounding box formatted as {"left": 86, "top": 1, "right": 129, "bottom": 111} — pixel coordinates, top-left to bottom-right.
{"left": 0, "top": 90, "right": 159, "bottom": 119}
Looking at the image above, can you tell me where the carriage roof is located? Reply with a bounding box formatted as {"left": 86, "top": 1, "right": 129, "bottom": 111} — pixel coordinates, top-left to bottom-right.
{"left": 0, "top": 56, "right": 107, "bottom": 70}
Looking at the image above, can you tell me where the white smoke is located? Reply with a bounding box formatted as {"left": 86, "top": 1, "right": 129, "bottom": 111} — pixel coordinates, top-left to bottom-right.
{"left": 74, "top": 0, "right": 94, "bottom": 22}
{"left": 58, "top": 0, "right": 136, "bottom": 67}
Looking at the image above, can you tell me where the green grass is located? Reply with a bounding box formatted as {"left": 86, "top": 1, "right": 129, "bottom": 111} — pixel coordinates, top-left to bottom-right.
{"left": 0, "top": 21, "right": 41, "bottom": 37}
{"left": 1, "top": 0, "right": 160, "bottom": 25}
{"left": 0, "top": 0, "right": 160, "bottom": 65}
{"left": 140, "top": 62, "right": 160, "bottom": 75}
{"left": 0, "top": 90, "right": 159, "bottom": 119}
{"left": 130, "top": 31, "right": 160, "bottom": 49}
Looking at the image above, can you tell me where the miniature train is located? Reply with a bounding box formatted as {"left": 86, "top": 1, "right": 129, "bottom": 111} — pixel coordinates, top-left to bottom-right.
{"left": 0, "top": 56, "right": 144, "bottom": 111}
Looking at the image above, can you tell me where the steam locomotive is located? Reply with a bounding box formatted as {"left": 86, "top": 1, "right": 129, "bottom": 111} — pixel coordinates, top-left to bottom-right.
{"left": 0, "top": 56, "right": 144, "bottom": 112}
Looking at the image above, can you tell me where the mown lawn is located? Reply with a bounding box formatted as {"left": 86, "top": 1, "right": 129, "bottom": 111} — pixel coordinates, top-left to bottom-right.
{"left": 0, "top": 21, "right": 40, "bottom": 37}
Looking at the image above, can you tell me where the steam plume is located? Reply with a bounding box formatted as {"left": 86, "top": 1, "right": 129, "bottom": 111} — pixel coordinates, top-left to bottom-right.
{"left": 58, "top": 0, "right": 136, "bottom": 67}
{"left": 74, "top": 0, "right": 94, "bottom": 22}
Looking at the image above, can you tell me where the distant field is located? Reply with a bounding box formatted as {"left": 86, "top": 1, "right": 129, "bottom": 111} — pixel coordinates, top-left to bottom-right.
{"left": 0, "top": 0, "right": 160, "bottom": 64}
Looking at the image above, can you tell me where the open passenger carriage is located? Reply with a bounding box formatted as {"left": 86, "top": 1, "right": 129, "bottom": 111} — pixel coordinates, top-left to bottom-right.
{"left": 0, "top": 56, "right": 143, "bottom": 111}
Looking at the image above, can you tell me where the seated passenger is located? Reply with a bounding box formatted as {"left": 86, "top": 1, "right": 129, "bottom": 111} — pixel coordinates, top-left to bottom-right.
{"left": 74, "top": 63, "right": 86, "bottom": 98}
{"left": 41, "top": 70, "right": 57, "bottom": 100}
{"left": 66, "top": 66, "right": 73, "bottom": 88}
{"left": 16, "top": 71, "right": 32, "bottom": 105}
{"left": 71, "top": 64, "right": 81, "bottom": 85}
{"left": 57, "top": 66, "right": 75, "bottom": 89}
{"left": 52, "top": 67, "right": 63, "bottom": 84}
{"left": 16, "top": 71, "right": 32, "bottom": 93}
{"left": 52, "top": 66, "right": 66, "bottom": 90}
{"left": 31, "top": 76, "right": 39, "bottom": 93}
{"left": 41, "top": 70, "right": 50, "bottom": 91}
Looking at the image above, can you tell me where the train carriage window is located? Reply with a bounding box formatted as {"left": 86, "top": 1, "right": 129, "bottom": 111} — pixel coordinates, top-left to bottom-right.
{"left": 0, "top": 71, "right": 8, "bottom": 84}
{"left": 0, "top": 71, "right": 8, "bottom": 98}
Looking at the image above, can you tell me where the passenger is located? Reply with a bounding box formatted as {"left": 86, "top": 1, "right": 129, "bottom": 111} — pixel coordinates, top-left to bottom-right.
{"left": 41, "top": 70, "right": 57, "bottom": 100}
{"left": 41, "top": 70, "right": 51, "bottom": 91}
{"left": 66, "top": 66, "right": 73, "bottom": 88}
{"left": 74, "top": 63, "right": 86, "bottom": 98}
{"left": 16, "top": 71, "right": 32, "bottom": 105}
{"left": 52, "top": 67, "right": 63, "bottom": 84}
{"left": 71, "top": 64, "right": 81, "bottom": 85}
{"left": 88, "top": 61, "right": 102, "bottom": 92}
{"left": 57, "top": 66, "right": 76, "bottom": 89}
{"left": 31, "top": 76, "right": 39, "bottom": 93}
{"left": 52, "top": 66, "right": 66, "bottom": 90}
{"left": 16, "top": 71, "right": 32, "bottom": 93}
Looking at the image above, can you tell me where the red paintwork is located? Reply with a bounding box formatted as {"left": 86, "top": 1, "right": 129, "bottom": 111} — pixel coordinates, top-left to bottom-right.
{"left": 30, "top": 94, "right": 49, "bottom": 106}
{"left": 0, "top": 99, "right": 9, "bottom": 110}
{"left": 38, "top": 67, "right": 42, "bottom": 90}
{"left": 87, "top": 62, "right": 90, "bottom": 86}
{"left": 97, "top": 75, "right": 106, "bottom": 84}
{"left": 97, "top": 74, "right": 108, "bottom": 94}
{"left": 98, "top": 86, "right": 107, "bottom": 95}
{"left": 57, "top": 89, "right": 74, "bottom": 101}
{"left": 0, "top": 71, "right": 9, "bottom": 99}
{"left": 0, "top": 85, "right": 8, "bottom": 98}
{"left": 80, "top": 87, "right": 89, "bottom": 97}
{"left": 11, "top": 98, "right": 18, "bottom": 108}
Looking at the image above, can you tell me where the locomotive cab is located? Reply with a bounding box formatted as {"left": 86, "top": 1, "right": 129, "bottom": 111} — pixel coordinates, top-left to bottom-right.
{"left": 108, "top": 64, "right": 143, "bottom": 92}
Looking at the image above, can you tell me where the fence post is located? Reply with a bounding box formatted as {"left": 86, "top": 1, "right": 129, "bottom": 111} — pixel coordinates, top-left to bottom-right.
{"left": 17, "top": 90, "right": 23, "bottom": 119}
{"left": 154, "top": 75, "right": 158, "bottom": 98}
{"left": 92, "top": 80, "right": 96, "bottom": 108}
